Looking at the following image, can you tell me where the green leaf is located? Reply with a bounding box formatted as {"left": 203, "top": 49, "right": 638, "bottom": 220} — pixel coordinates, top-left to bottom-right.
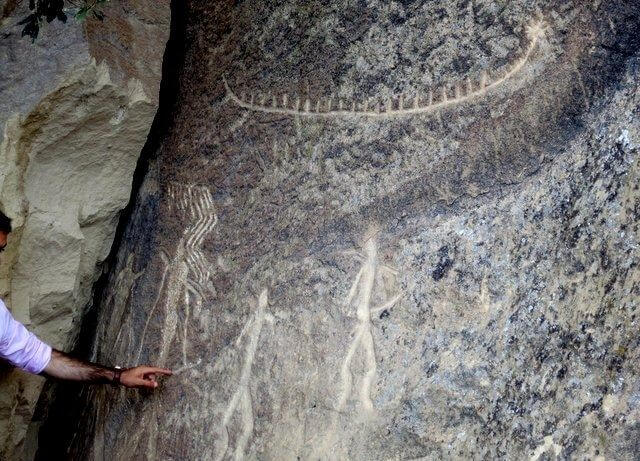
{"left": 75, "top": 7, "right": 89, "bottom": 21}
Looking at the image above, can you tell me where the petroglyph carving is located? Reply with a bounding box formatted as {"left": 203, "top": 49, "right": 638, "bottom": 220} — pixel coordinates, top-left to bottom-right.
{"left": 105, "top": 254, "right": 143, "bottom": 358}
{"left": 136, "top": 183, "right": 218, "bottom": 366}
{"left": 224, "top": 19, "right": 548, "bottom": 119}
{"left": 312, "top": 235, "right": 402, "bottom": 458}
{"left": 167, "top": 183, "right": 218, "bottom": 296}
{"left": 215, "top": 289, "right": 270, "bottom": 461}
{"left": 336, "top": 235, "right": 402, "bottom": 413}
{"left": 173, "top": 358, "right": 203, "bottom": 375}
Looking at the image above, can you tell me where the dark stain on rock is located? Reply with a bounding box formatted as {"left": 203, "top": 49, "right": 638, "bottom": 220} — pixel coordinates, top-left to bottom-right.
{"left": 432, "top": 245, "right": 453, "bottom": 281}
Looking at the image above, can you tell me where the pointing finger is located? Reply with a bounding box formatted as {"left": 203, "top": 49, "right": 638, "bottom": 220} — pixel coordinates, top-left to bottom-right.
{"left": 137, "top": 366, "right": 173, "bottom": 376}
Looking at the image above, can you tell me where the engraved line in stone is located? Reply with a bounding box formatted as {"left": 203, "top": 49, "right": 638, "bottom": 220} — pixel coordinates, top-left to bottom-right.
{"left": 173, "top": 358, "right": 203, "bottom": 375}
{"left": 215, "top": 289, "right": 268, "bottom": 461}
{"left": 223, "top": 20, "right": 546, "bottom": 119}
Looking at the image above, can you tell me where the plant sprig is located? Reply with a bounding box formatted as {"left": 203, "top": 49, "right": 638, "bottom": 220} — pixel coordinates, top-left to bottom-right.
{"left": 18, "top": 0, "right": 109, "bottom": 42}
{"left": 74, "top": 0, "right": 108, "bottom": 22}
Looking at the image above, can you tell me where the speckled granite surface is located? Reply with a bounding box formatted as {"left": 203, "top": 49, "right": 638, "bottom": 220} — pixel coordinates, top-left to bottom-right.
{"left": 40, "top": 1, "right": 640, "bottom": 459}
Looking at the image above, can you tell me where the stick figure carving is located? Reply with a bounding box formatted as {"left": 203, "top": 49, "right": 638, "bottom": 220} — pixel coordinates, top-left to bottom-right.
{"left": 215, "top": 289, "right": 271, "bottom": 461}
{"left": 312, "top": 234, "right": 402, "bottom": 459}
{"left": 136, "top": 183, "right": 218, "bottom": 366}
{"left": 337, "top": 235, "right": 402, "bottom": 413}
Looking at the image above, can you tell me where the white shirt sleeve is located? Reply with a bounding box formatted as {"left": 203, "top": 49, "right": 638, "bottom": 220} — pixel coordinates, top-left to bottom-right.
{"left": 0, "top": 299, "right": 52, "bottom": 374}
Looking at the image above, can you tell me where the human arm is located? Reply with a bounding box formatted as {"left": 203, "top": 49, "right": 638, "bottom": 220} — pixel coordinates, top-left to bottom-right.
{"left": 0, "top": 300, "right": 52, "bottom": 374}
{"left": 1, "top": 300, "right": 171, "bottom": 388}
{"left": 42, "top": 349, "right": 172, "bottom": 389}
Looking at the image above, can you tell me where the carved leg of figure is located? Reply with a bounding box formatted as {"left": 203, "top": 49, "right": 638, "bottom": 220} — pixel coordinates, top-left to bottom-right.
{"left": 182, "top": 289, "right": 190, "bottom": 366}
{"left": 311, "top": 326, "right": 364, "bottom": 456}
{"left": 182, "top": 289, "right": 203, "bottom": 365}
{"left": 215, "top": 425, "right": 230, "bottom": 461}
{"left": 157, "top": 246, "right": 188, "bottom": 366}
{"left": 337, "top": 326, "right": 364, "bottom": 412}
{"left": 360, "top": 327, "right": 377, "bottom": 412}
{"left": 234, "top": 387, "right": 254, "bottom": 461}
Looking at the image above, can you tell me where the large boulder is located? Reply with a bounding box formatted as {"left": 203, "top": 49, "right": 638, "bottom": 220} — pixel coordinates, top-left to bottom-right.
{"left": 45, "top": 1, "right": 640, "bottom": 459}
{"left": 0, "top": 1, "right": 169, "bottom": 459}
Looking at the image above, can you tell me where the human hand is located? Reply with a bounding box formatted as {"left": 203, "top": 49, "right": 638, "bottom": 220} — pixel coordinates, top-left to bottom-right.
{"left": 119, "top": 366, "right": 173, "bottom": 389}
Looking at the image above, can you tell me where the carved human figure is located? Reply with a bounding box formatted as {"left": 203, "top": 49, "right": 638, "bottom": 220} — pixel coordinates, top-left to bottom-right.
{"left": 337, "top": 235, "right": 402, "bottom": 413}
{"left": 136, "top": 183, "right": 218, "bottom": 366}
{"left": 215, "top": 289, "right": 270, "bottom": 461}
{"left": 120, "top": 184, "right": 218, "bottom": 458}
{"left": 312, "top": 234, "right": 402, "bottom": 458}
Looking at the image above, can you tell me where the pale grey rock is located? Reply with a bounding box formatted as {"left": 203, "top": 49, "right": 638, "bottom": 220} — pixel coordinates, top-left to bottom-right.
{"left": 0, "top": 1, "right": 169, "bottom": 459}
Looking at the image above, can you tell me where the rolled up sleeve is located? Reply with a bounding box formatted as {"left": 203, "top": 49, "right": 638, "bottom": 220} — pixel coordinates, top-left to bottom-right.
{"left": 0, "top": 300, "right": 52, "bottom": 374}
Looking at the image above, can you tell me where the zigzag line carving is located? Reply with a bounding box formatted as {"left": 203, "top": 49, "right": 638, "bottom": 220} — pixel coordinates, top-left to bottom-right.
{"left": 135, "top": 183, "right": 218, "bottom": 367}
{"left": 168, "top": 183, "right": 218, "bottom": 296}
{"left": 224, "top": 20, "right": 547, "bottom": 119}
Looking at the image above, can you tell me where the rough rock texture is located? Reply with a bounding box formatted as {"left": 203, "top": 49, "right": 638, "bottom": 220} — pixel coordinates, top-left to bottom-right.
{"left": 0, "top": 1, "right": 169, "bottom": 459}
{"left": 45, "top": 1, "right": 639, "bottom": 459}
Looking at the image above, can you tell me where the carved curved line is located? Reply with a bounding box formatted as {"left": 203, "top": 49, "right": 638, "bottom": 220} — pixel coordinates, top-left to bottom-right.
{"left": 214, "top": 426, "right": 229, "bottom": 461}
{"left": 135, "top": 256, "right": 170, "bottom": 364}
{"left": 224, "top": 20, "right": 545, "bottom": 118}
{"left": 214, "top": 290, "right": 267, "bottom": 461}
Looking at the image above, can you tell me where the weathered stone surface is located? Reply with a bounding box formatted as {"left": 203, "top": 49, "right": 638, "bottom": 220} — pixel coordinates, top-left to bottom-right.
{"left": 47, "top": 1, "right": 639, "bottom": 459}
{"left": 0, "top": 1, "right": 169, "bottom": 459}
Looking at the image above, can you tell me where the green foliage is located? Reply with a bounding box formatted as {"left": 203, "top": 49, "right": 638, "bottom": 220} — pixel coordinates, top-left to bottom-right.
{"left": 75, "top": 0, "right": 108, "bottom": 22}
{"left": 19, "top": 0, "right": 109, "bottom": 42}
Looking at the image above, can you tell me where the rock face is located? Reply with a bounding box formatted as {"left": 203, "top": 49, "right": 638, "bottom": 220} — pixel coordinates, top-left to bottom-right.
{"left": 46, "top": 1, "right": 639, "bottom": 459}
{"left": 0, "top": 1, "right": 169, "bottom": 459}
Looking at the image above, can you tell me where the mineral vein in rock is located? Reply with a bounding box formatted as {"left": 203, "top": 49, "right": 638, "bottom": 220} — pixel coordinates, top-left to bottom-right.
{"left": 224, "top": 21, "right": 546, "bottom": 118}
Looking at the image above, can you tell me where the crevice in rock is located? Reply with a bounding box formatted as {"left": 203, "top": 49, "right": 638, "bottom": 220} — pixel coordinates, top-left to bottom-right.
{"left": 33, "top": 1, "right": 186, "bottom": 458}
